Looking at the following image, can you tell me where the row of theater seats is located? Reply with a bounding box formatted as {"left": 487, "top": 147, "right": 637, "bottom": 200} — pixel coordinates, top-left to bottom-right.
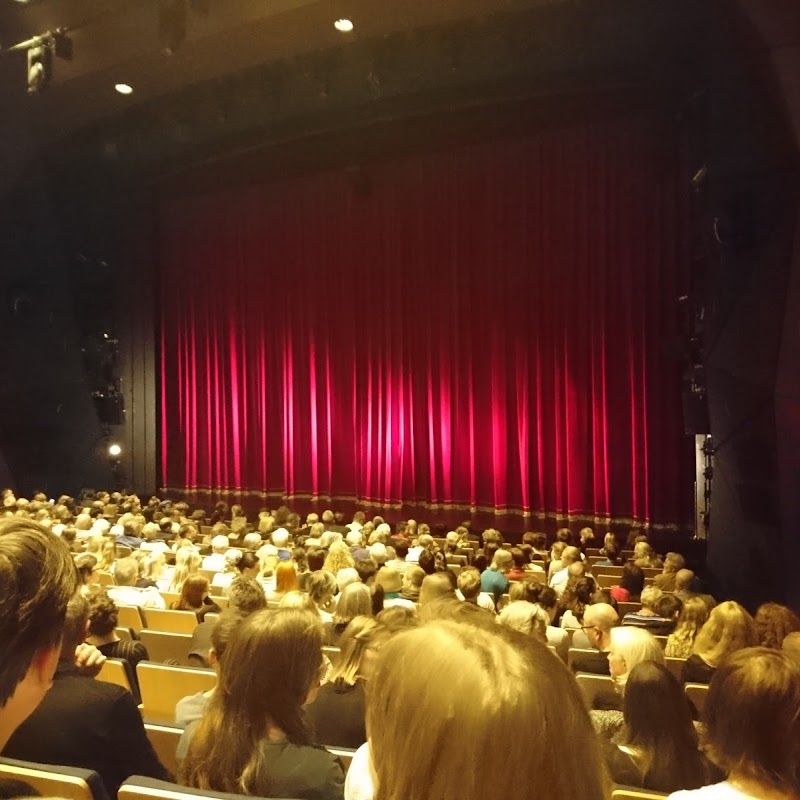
{"left": 0, "top": 756, "right": 674, "bottom": 800}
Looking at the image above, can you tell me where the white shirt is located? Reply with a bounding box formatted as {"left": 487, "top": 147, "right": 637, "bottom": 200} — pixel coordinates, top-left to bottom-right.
{"left": 140, "top": 540, "right": 170, "bottom": 554}
{"left": 455, "top": 590, "right": 496, "bottom": 614}
{"left": 344, "top": 743, "right": 375, "bottom": 800}
{"left": 201, "top": 553, "right": 226, "bottom": 572}
{"left": 669, "top": 782, "right": 763, "bottom": 800}
{"left": 106, "top": 585, "right": 166, "bottom": 609}
{"left": 549, "top": 566, "right": 570, "bottom": 596}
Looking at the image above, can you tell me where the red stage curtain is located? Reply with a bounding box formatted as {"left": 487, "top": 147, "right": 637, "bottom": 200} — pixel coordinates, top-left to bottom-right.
{"left": 159, "top": 111, "right": 691, "bottom": 530}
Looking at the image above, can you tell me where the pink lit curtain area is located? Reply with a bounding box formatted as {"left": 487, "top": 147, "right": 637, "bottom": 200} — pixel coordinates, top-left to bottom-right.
{"left": 159, "top": 114, "right": 691, "bottom": 530}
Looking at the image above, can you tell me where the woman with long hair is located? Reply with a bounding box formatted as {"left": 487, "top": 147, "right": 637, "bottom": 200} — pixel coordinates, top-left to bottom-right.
{"left": 180, "top": 609, "right": 343, "bottom": 799}
{"left": 682, "top": 600, "right": 757, "bottom": 684}
{"left": 604, "top": 662, "right": 714, "bottom": 792}
{"left": 669, "top": 648, "right": 800, "bottom": 800}
{"left": 171, "top": 575, "right": 220, "bottom": 620}
{"left": 169, "top": 547, "right": 202, "bottom": 593}
{"left": 560, "top": 576, "right": 596, "bottom": 629}
{"left": 266, "top": 562, "right": 300, "bottom": 603}
{"left": 307, "top": 570, "right": 338, "bottom": 622}
{"left": 665, "top": 596, "right": 711, "bottom": 659}
{"left": 353, "top": 620, "right": 608, "bottom": 800}
{"left": 306, "top": 616, "right": 378, "bottom": 749}
{"left": 330, "top": 583, "right": 372, "bottom": 642}
{"left": 96, "top": 539, "right": 117, "bottom": 573}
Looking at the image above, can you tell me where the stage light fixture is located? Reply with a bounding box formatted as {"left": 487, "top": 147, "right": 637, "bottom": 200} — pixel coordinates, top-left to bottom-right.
{"left": 108, "top": 443, "right": 122, "bottom": 457}
{"left": 334, "top": 18, "right": 354, "bottom": 32}
{"left": 115, "top": 83, "right": 133, "bottom": 95}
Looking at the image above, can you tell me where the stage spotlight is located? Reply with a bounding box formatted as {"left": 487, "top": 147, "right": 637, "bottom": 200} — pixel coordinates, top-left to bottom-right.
{"left": 108, "top": 443, "right": 122, "bottom": 458}
{"left": 334, "top": 18, "right": 354, "bottom": 32}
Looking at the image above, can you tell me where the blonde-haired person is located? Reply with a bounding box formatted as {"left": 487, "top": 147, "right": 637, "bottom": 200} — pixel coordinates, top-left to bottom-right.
{"left": 456, "top": 566, "right": 495, "bottom": 613}
{"left": 169, "top": 547, "right": 202, "bottom": 593}
{"left": 347, "top": 620, "right": 609, "bottom": 800}
{"left": 180, "top": 609, "right": 344, "bottom": 800}
{"left": 323, "top": 541, "right": 354, "bottom": 575}
{"left": 307, "top": 570, "right": 338, "bottom": 622}
{"left": 669, "top": 648, "right": 800, "bottom": 800}
{"left": 480, "top": 549, "right": 513, "bottom": 605}
{"left": 633, "top": 541, "right": 663, "bottom": 570}
{"left": 330, "top": 583, "right": 372, "bottom": 642}
{"left": 681, "top": 600, "right": 757, "bottom": 684}
{"left": 665, "top": 596, "right": 711, "bottom": 659}
{"left": 306, "top": 616, "right": 378, "bottom": 749}
{"left": 96, "top": 539, "right": 117, "bottom": 573}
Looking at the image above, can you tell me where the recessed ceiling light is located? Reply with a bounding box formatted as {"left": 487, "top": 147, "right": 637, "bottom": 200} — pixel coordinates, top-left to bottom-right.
{"left": 115, "top": 83, "right": 133, "bottom": 95}
{"left": 334, "top": 18, "right": 354, "bottom": 33}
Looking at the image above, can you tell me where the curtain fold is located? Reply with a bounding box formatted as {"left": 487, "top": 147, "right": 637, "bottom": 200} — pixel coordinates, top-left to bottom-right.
{"left": 159, "top": 111, "right": 691, "bottom": 530}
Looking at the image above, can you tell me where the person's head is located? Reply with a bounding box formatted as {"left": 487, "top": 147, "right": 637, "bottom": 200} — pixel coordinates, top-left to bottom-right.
{"left": 334, "top": 582, "right": 373, "bottom": 626}
{"left": 619, "top": 563, "right": 645, "bottom": 597}
{"left": 674, "top": 568, "right": 695, "bottom": 592}
{"left": 693, "top": 600, "right": 757, "bottom": 668}
{"left": 782, "top": 632, "right": 800, "bottom": 668}
{"left": 208, "top": 609, "right": 247, "bottom": 671}
{"left": 633, "top": 541, "right": 653, "bottom": 561}
{"left": 662, "top": 552, "right": 685, "bottom": 574}
{"left": 509, "top": 547, "right": 528, "bottom": 570}
{"left": 274, "top": 562, "right": 299, "bottom": 594}
{"left": 307, "top": 570, "right": 337, "bottom": 609}
{"left": 401, "top": 565, "right": 425, "bottom": 598}
{"left": 74, "top": 553, "right": 99, "bottom": 585}
{"left": 497, "top": 602, "right": 547, "bottom": 641}
{"left": 279, "top": 591, "right": 317, "bottom": 612}
{"left": 754, "top": 602, "right": 800, "bottom": 650}
{"left": 561, "top": 546, "right": 581, "bottom": 567}
{"left": 562, "top": 576, "right": 595, "bottom": 623}
{"left": 271, "top": 527, "right": 290, "bottom": 550}
{"left": 226, "top": 578, "right": 267, "bottom": 614}
{"left": 417, "top": 549, "right": 436, "bottom": 575}
{"left": 581, "top": 603, "right": 619, "bottom": 651}
{"left": 456, "top": 567, "right": 483, "bottom": 602}
{"left": 211, "top": 535, "right": 228, "bottom": 554}
{"left": 639, "top": 585, "right": 663, "bottom": 612}
{"left": 366, "top": 621, "right": 608, "bottom": 800}
{"left": 490, "top": 549, "right": 513, "bottom": 574}
{"left": 607, "top": 626, "right": 664, "bottom": 685}
{"left": 61, "top": 591, "right": 91, "bottom": 658}
{"left": 330, "top": 616, "right": 380, "bottom": 684}
{"left": 555, "top": 527, "right": 572, "bottom": 545}
{"left": 375, "top": 568, "right": 402, "bottom": 596}
{"left": 323, "top": 541, "right": 354, "bottom": 574}
{"left": 368, "top": 542, "right": 388, "bottom": 566}
{"left": 178, "top": 575, "right": 210, "bottom": 610}
{"left": 419, "top": 572, "right": 457, "bottom": 606}
{"left": 235, "top": 551, "right": 259, "bottom": 579}
{"left": 653, "top": 593, "right": 682, "bottom": 623}
{"left": 354, "top": 557, "right": 379, "bottom": 586}
{"left": 621, "top": 661, "right": 708, "bottom": 791}
{"left": 181, "top": 609, "right": 325, "bottom": 793}
{"left": 86, "top": 592, "right": 119, "bottom": 637}
{"left": 113, "top": 557, "right": 139, "bottom": 586}
{"left": 671, "top": 595, "right": 710, "bottom": 644}
{"left": 590, "top": 589, "right": 618, "bottom": 613}
{"left": 306, "top": 548, "right": 325, "bottom": 572}
{"left": 704, "top": 647, "right": 800, "bottom": 794}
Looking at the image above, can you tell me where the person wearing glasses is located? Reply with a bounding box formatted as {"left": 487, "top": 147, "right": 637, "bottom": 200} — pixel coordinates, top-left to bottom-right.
{"left": 571, "top": 602, "right": 619, "bottom": 675}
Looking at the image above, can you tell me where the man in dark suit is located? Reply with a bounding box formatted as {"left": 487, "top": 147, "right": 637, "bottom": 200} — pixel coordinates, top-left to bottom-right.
{"left": 570, "top": 602, "right": 618, "bottom": 676}
{"left": 4, "top": 593, "right": 169, "bottom": 797}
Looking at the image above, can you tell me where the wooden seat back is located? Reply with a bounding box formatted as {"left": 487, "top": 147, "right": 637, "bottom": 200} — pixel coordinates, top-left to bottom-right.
{"left": 137, "top": 662, "right": 215, "bottom": 723}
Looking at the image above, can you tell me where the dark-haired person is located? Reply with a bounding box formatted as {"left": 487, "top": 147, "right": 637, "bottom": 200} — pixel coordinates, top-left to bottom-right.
{"left": 668, "top": 648, "right": 800, "bottom": 799}
{"left": 180, "top": 609, "right": 344, "bottom": 800}
{"left": 86, "top": 592, "right": 149, "bottom": 702}
{"left": 4, "top": 592, "right": 168, "bottom": 797}
{"left": 610, "top": 562, "right": 645, "bottom": 603}
{"left": 0, "top": 519, "right": 79, "bottom": 753}
{"left": 754, "top": 602, "right": 800, "bottom": 649}
{"left": 603, "top": 662, "right": 715, "bottom": 792}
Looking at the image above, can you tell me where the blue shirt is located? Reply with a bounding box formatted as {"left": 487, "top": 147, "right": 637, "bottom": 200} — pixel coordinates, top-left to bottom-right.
{"left": 480, "top": 569, "right": 509, "bottom": 603}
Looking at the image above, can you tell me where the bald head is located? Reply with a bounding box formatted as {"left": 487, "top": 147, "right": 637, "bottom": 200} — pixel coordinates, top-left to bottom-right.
{"left": 674, "top": 569, "right": 694, "bottom": 591}
{"left": 584, "top": 603, "right": 618, "bottom": 632}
